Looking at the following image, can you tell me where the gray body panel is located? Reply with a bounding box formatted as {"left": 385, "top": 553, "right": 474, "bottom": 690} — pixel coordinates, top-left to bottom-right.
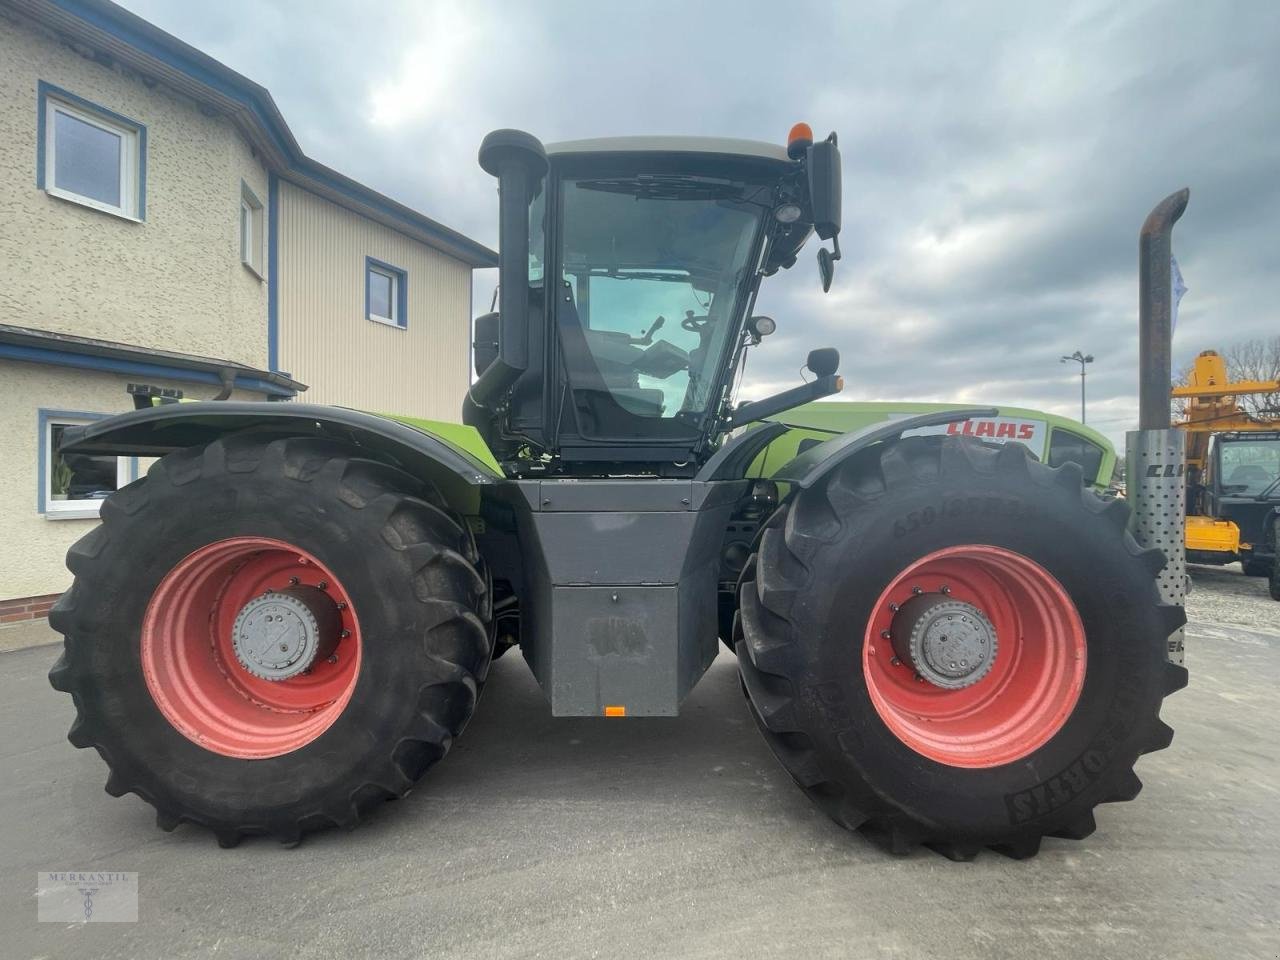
{"left": 511, "top": 478, "right": 745, "bottom": 717}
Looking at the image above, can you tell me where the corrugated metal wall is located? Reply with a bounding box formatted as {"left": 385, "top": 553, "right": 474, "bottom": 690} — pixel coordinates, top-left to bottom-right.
{"left": 276, "top": 179, "right": 472, "bottom": 419}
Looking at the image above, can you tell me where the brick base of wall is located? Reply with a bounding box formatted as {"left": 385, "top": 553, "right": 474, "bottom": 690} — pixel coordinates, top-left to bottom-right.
{"left": 0, "top": 593, "right": 60, "bottom": 625}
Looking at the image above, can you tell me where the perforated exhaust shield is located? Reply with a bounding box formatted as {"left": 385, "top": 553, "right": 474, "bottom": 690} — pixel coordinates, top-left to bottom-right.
{"left": 1126, "top": 428, "right": 1187, "bottom": 665}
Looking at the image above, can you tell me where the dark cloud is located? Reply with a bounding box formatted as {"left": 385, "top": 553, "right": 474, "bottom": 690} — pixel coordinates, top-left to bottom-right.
{"left": 122, "top": 0, "right": 1280, "bottom": 446}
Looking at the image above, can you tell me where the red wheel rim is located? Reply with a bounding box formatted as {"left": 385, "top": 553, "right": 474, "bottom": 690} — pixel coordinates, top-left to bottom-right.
{"left": 141, "top": 537, "right": 362, "bottom": 759}
{"left": 862, "top": 545, "right": 1086, "bottom": 768}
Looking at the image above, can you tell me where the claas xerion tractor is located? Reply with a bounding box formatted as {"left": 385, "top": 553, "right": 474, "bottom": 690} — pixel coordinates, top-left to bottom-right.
{"left": 48, "top": 125, "right": 1190, "bottom": 860}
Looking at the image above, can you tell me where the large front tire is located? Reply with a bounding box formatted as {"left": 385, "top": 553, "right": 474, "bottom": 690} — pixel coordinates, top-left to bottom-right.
{"left": 736, "top": 435, "right": 1186, "bottom": 860}
{"left": 49, "top": 434, "right": 492, "bottom": 846}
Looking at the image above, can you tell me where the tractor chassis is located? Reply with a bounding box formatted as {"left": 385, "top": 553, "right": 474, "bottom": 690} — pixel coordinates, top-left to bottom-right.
{"left": 482, "top": 478, "right": 745, "bottom": 716}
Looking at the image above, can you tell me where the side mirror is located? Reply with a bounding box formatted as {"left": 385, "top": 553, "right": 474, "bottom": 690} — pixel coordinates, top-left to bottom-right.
{"left": 817, "top": 248, "right": 835, "bottom": 292}
{"left": 472, "top": 311, "right": 500, "bottom": 376}
{"left": 806, "top": 137, "right": 842, "bottom": 241}
{"left": 806, "top": 347, "right": 840, "bottom": 378}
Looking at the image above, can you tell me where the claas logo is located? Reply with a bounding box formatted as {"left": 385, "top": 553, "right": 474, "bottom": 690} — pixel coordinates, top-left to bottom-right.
{"left": 945, "top": 420, "right": 1037, "bottom": 441}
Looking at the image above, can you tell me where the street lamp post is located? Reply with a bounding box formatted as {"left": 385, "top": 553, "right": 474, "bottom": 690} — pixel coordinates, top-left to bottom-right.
{"left": 1060, "top": 350, "right": 1094, "bottom": 424}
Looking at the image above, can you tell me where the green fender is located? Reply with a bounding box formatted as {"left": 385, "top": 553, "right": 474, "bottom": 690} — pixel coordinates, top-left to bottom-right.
{"left": 745, "top": 401, "right": 1117, "bottom": 489}
{"left": 61, "top": 402, "right": 506, "bottom": 513}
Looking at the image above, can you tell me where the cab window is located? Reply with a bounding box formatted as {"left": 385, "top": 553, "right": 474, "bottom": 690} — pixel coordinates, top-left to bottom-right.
{"left": 1047, "top": 430, "right": 1104, "bottom": 484}
{"left": 1218, "top": 438, "right": 1280, "bottom": 495}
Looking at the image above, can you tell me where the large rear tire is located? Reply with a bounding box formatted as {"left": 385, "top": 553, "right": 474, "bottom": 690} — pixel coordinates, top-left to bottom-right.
{"left": 1269, "top": 518, "right": 1280, "bottom": 601}
{"left": 1242, "top": 559, "right": 1270, "bottom": 578}
{"left": 736, "top": 435, "right": 1186, "bottom": 860}
{"left": 48, "top": 434, "right": 492, "bottom": 847}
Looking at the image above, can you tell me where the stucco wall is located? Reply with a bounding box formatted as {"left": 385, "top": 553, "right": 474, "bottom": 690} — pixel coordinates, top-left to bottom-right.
{"left": 276, "top": 179, "right": 472, "bottom": 419}
{"left": 0, "top": 10, "right": 269, "bottom": 366}
{"left": 0, "top": 360, "right": 266, "bottom": 601}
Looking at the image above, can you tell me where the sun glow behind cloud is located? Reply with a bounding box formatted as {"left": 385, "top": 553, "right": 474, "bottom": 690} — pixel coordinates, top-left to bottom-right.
{"left": 367, "top": 5, "right": 487, "bottom": 128}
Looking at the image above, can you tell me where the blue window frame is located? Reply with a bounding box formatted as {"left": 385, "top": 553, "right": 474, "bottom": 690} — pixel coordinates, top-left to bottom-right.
{"left": 365, "top": 257, "right": 407, "bottom": 329}
{"left": 37, "top": 81, "right": 147, "bottom": 221}
{"left": 37, "top": 409, "right": 138, "bottom": 519}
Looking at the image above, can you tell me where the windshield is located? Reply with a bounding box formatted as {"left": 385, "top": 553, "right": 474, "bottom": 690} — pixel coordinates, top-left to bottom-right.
{"left": 1219, "top": 438, "right": 1280, "bottom": 495}
{"left": 557, "top": 174, "right": 763, "bottom": 438}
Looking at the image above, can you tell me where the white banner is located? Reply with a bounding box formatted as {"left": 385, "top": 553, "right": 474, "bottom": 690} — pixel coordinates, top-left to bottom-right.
{"left": 893, "top": 415, "right": 1049, "bottom": 459}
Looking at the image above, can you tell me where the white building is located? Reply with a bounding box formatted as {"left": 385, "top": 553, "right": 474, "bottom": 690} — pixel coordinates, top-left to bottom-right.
{"left": 0, "top": 0, "right": 495, "bottom": 620}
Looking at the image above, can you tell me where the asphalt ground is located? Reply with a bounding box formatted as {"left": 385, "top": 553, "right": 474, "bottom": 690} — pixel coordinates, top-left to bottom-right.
{"left": 3, "top": 563, "right": 1278, "bottom": 960}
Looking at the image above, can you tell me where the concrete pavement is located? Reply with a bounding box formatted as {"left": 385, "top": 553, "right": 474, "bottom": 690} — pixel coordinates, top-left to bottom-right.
{"left": 3, "top": 569, "right": 1278, "bottom": 960}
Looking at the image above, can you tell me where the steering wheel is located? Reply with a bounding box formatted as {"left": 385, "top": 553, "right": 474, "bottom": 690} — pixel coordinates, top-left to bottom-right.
{"left": 681, "top": 310, "right": 712, "bottom": 332}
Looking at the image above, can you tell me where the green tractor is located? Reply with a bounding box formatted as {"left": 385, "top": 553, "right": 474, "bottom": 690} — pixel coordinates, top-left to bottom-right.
{"left": 49, "top": 125, "right": 1187, "bottom": 859}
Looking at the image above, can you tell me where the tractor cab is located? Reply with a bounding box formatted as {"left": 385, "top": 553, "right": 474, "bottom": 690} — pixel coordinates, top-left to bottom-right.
{"left": 465, "top": 126, "right": 843, "bottom": 476}
{"left": 1197, "top": 431, "right": 1280, "bottom": 564}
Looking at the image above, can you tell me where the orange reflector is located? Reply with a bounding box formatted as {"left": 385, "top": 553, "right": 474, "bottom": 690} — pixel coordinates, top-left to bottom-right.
{"left": 604, "top": 705, "right": 626, "bottom": 717}
{"left": 787, "top": 122, "right": 814, "bottom": 147}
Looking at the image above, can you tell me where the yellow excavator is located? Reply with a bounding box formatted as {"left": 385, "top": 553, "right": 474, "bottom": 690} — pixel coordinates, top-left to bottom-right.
{"left": 1175, "top": 350, "right": 1280, "bottom": 589}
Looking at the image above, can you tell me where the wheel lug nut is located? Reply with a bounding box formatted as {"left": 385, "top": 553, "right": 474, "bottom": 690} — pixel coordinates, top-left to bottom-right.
{"left": 940, "top": 585, "right": 951, "bottom": 595}
{"left": 890, "top": 657, "right": 901, "bottom": 666}
{"left": 889, "top": 602, "right": 900, "bottom": 613}
{"left": 339, "top": 629, "right": 351, "bottom": 639}
{"left": 317, "top": 580, "right": 328, "bottom": 590}
{"left": 336, "top": 601, "right": 348, "bottom": 610}
{"left": 327, "top": 655, "right": 338, "bottom": 664}
{"left": 289, "top": 576, "right": 300, "bottom": 586}
{"left": 911, "top": 586, "right": 924, "bottom": 595}
{"left": 880, "top": 629, "right": 892, "bottom": 640}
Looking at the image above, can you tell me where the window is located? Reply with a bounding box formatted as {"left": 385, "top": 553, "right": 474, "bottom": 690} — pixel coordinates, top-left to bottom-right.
{"left": 38, "top": 82, "right": 145, "bottom": 220}
{"left": 1047, "top": 430, "right": 1104, "bottom": 484}
{"left": 39, "top": 412, "right": 133, "bottom": 519}
{"left": 240, "top": 182, "right": 264, "bottom": 276}
{"left": 1217, "top": 438, "right": 1280, "bottom": 496}
{"left": 557, "top": 173, "right": 762, "bottom": 432}
{"left": 528, "top": 182, "right": 546, "bottom": 282}
{"left": 365, "top": 258, "right": 407, "bottom": 328}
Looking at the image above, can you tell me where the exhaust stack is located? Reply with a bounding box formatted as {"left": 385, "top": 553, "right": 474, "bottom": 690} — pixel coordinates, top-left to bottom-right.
{"left": 1127, "top": 189, "right": 1189, "bottom": 666}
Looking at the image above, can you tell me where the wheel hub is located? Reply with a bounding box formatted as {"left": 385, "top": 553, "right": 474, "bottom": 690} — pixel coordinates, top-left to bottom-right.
{"left": 891, "top": 594, "right": 997, "bottom": 689}
{"left": 231, "top": 587, "right": 339, "bottom": 682}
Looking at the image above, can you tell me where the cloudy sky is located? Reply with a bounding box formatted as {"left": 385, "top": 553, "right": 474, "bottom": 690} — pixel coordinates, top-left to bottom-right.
{"left": 123, "top": 0, "right": 1280, "bottom": 447}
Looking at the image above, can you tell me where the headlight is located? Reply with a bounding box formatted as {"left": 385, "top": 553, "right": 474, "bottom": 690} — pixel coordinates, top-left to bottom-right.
{"left": 748, "top": 316, "right": 777, "bottom": 338}
{"left": 774, "top": 204, "right": 802, "bottom": 224}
